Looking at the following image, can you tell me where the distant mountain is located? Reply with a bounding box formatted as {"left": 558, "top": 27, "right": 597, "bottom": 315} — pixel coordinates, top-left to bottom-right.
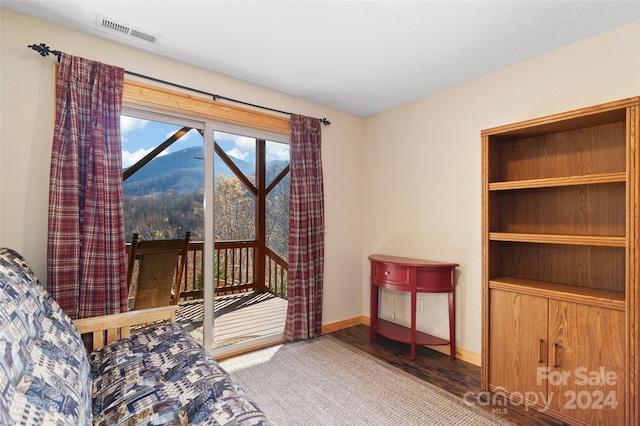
{"left": 123, "top": 146, "right": 256, "bottom": 196}
{"left": 123, "top": 146, "right": 291, "bottom": 257}
{"left": 266, "top": 160, "right": 290, "bottom": 182}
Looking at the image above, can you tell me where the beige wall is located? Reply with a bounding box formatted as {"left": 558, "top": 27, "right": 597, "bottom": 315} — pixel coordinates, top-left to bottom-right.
{"left": 363, "top": 20, "right": 640, "bottom": 355}
{"left": 0, "top": 9, "right": 365, "bottom": 327}
{"left": 2, "top": 8, "right": 639, "bottom": 357}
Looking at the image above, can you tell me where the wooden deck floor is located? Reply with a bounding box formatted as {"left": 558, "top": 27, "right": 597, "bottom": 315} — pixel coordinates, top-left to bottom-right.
{"left": 176, "top": 292, "right": 288, "bottom": 348}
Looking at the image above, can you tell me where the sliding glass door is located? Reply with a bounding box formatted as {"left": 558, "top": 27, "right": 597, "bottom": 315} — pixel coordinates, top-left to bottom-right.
{"left": 121, "top": 107, "right": 289, "bottom": 355}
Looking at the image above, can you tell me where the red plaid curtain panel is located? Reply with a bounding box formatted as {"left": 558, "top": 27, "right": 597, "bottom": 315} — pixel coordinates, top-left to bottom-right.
{"left": 284, "top": 114, "right": 325, "bottom": 340}
{"left": 47, "top": 53, "right": 128, "bottom": 321}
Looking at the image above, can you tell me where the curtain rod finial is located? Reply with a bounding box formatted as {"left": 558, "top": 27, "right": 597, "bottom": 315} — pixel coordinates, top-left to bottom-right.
{"left": 320, "top": 118, "right": 331, "bottom": 126}
{"left": 28, "top": 43, "right": 61, "bottom": 61}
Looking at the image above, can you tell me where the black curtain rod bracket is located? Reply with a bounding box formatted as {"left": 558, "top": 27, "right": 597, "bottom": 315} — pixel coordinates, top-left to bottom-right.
{"left": 27, "top": 43, "right": 330, "bottom": 126}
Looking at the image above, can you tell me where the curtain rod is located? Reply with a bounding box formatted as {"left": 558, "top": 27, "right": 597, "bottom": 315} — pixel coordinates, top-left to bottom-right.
{"left": 27, "top": 43, "right": 331, "bottom": 126}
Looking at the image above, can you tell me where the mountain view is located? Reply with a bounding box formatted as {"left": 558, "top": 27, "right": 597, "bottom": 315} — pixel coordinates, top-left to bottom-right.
{"left": 122, "top": 146, "right": 290, "bottom": 261}
{"left": 123, "top": 146, "right": 255, "bottom": 196}
{"left": 123, "top": 146, "right": 289, "bottom": 196}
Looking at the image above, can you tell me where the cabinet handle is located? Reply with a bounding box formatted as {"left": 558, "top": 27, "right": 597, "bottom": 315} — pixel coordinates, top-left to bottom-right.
{"left": 552, "top": 342, "right": 559, "bottom": 368}
{"left": 538, "top": 339, "right": 544, "bottom": 364}
{"left": 384, "top": 271, "right": 390, "bottom": 276}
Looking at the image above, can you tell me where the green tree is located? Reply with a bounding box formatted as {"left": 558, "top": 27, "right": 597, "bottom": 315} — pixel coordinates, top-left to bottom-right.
{"left": 266, "top": 175, "right": 289, "bottom": 259}
{"left": 214, "top": 175, "right": 254, "bottom": 241}
{"left": 124, "top": 190, "right": 204, "bottom": 242}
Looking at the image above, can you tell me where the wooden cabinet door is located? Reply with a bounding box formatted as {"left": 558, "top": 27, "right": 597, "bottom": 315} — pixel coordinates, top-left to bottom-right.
{"left": 489, "top": 289, "right": 548, "bottom": 403}
{"left": 548, "top": 301, "right": 625, "bottom": 425}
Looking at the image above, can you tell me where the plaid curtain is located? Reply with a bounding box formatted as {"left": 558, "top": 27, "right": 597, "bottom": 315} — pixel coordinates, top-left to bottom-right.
{"left": 284, "top": 114, "right": 325, "bottom": 340}
{"left": 47, "top": 53, "right": 127, "bottom": 321}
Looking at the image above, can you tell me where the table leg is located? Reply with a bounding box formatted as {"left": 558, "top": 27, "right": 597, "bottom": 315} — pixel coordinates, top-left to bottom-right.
{"left": 410, "top": 290, "right": 416, "bottom": 360}
{"left": 370, "top": 283, "right": 378, "bottom": 343}
{"left": 448, "top": 290, "right": 455, "bottom": 360}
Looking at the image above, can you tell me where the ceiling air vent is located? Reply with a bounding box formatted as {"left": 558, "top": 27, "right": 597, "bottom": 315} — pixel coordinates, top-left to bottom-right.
{"left": 96, "top": 14, "right": 160, "bottom": 45}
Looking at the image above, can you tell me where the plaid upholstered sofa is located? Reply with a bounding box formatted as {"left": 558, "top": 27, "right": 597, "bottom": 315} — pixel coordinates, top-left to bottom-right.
{"left": 0, "top": 248, "right": 271, "bottom": 425}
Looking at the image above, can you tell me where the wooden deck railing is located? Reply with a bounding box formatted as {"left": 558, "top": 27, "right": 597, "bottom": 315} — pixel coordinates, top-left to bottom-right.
{"left": 181, "top": 241, "right": 288, "bottom": 299}
{"left": 131, "top": 240, "right": 288, "bottom": 300}
{"left": 179, "top": 241, "right": 204, "bottom": 300}
{"left": 212, "top": 240, "right": 258, "bottom": 295}
{"left": 264, "top": 246, "right": 288, "bottom": 299}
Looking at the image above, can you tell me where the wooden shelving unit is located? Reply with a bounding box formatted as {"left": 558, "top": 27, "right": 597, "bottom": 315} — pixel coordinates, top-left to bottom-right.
{"left": 481, "top": 97, "right": 639, "bottom": 426}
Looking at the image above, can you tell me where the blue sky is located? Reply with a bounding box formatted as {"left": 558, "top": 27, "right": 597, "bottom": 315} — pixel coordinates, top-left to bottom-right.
{"left": 120, "top": 115, "right": 289, "bottom": 168}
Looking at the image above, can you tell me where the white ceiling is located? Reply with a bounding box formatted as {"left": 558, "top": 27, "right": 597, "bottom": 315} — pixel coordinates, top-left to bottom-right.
{"left": 4, "top": 1, "right": 640, "bottom": 117}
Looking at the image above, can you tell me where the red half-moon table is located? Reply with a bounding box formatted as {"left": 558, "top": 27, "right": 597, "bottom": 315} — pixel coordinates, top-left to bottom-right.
{"left": 369, "top": 254, "right": 459, "bottom": 360}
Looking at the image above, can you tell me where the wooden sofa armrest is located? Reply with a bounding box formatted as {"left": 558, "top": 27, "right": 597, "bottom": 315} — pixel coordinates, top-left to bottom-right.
{"left": 73, "top": 305, "right": 180, "bottom": 351}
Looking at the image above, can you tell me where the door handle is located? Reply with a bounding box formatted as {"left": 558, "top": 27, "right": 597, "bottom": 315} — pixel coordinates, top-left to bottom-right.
{"left": 552, "top": 342, "right": 560, "bottom": 368}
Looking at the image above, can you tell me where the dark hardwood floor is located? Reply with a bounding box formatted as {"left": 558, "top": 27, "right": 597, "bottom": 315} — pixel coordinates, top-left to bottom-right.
{"left": 329, "top": 325, "right": 569, "bottom": 426}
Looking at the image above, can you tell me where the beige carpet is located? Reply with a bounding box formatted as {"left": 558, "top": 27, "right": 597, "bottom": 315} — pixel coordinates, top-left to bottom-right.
{"left": 220, "top": 336, "right": 513, "bottom": 426}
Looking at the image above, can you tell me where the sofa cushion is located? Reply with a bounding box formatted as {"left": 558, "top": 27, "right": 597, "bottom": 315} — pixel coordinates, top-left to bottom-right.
{"left": 0, "top": 248, "right": 93, "bottom": 426}
{"left": 90, "top": 322, "right": 270, "bottom": 425}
